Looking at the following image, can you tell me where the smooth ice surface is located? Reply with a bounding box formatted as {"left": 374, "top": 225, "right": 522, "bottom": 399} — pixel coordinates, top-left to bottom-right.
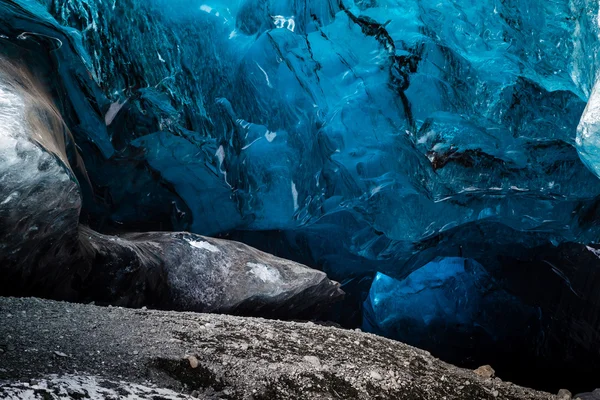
{"left": 363, "top": 258, "right": 537, "bottom": 359}
{"left": 363, "top": 258, "right": 538, "bottom": 358}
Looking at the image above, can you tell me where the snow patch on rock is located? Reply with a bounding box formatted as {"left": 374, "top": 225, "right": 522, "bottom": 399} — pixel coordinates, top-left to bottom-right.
{"left": 188, "top": 239, "right": 220, "bottom": 253}
{"left": 0, "top": 375, "right": 189, "bottom": 399}
{"left": 247, "top": 262, "right": 282, "bottom": 283}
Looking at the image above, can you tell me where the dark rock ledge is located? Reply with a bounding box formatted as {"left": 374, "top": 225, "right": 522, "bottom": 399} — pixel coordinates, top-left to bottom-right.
{"left": 0, "top": 297, "right": 556, "bottom": 400}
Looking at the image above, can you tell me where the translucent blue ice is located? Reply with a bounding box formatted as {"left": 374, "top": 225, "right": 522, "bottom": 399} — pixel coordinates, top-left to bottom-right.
{"left": 27, "top": 0, "right": 600, "bottom": 250}
{"left": 363, "top": 257, "right": 538, "bottom": 356}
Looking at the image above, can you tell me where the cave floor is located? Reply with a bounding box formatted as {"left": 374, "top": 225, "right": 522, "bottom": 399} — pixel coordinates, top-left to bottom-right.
{"left": 0, "top": 297, "right": 554, "bottom": 399}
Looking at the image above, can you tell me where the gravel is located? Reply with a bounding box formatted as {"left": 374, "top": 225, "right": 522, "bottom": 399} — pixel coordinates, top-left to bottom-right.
{"left": 0, "top": 297, "right": 556, "bottom": 399}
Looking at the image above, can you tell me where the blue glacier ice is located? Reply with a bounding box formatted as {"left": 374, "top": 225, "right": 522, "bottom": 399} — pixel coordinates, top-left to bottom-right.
{"left": 363, "top": 258, "right": 539, "bottom": 364}
{"left": 25, "top": 0, "right": 600, "bottom": 247}
{"left": 2, "top": 0, "right": 600, "bottom": 392}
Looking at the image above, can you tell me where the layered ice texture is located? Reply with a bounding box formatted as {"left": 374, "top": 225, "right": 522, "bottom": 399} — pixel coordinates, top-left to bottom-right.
{"left": 3, "top": 0, "right": 600, "bottom": 391}
{"left": 36, "top": 0, "right": 600, "bottom": 246}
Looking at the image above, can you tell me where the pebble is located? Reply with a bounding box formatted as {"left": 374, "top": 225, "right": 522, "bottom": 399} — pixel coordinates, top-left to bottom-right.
{"left": 473, "top": 365, "right": 495, "bottom": 379}
{"left": 187, "top": 355, "right": 199, "bottom": 369}
{"left": 303, "top": 355, "right": 321, "bottom": 369}
{"left": 370, "top": 371, "right": 383, "bottom": 380}
{"left": 557, "top": 389, "right": 572, "bottom": 400}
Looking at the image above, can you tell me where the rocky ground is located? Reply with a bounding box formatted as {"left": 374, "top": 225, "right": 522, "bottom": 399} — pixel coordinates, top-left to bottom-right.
{"left": 0, "top": 297, "right": 561, "bottom": 399}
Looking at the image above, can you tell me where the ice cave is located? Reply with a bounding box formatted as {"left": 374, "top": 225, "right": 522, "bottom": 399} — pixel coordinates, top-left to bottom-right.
{"left": 1, "top": 0, "right": 600, "bottom": 397}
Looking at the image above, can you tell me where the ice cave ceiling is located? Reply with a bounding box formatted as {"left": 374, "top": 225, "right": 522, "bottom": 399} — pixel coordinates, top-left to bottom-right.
{"left": 2, "top": 0, "right": 600, "bottom": 392}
